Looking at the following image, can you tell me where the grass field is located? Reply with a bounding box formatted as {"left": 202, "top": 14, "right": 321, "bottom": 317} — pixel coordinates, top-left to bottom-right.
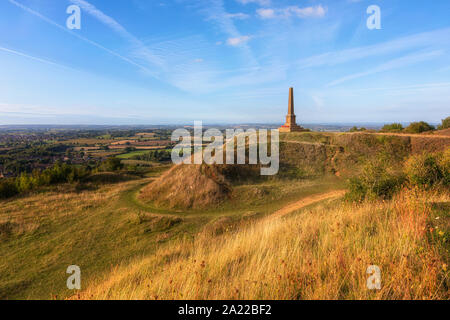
{"left": 75, "top": 187, "right": 450, "bottom": 300}
{"left": 1, "top": 131, "right": 448, "bottom": 300}
{"left": 116, "top": 150, "right": 152, "bottom": 159}
{"left": 0, "top": 168, "right": 345, "bottom": 299}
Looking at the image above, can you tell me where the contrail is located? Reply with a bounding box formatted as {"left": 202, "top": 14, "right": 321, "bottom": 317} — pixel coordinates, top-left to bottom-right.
{"left": 7, "top": 0, "right": 155, "bottom": 76}
{"left": 0, "top": 46, "right": 72, "bottom": 70}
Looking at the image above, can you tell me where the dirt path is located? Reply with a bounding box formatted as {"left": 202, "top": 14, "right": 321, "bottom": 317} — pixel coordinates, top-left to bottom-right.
{"left": 268, "top": 189, "right": 347, "bottom": 220}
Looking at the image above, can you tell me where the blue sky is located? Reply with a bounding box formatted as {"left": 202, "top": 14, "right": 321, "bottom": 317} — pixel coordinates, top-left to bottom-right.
{"left": 0, "top": 0, "right": 449, "bottom": 125}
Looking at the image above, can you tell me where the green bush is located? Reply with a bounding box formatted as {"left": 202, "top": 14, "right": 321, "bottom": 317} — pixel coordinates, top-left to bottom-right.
{"left": 438, "top": 149, "right": 450, "bottom": 185}
{"left": 99, "top": 157, "right": 123, "bottom": 172}
{"left": 437, "top": 116, "right": 450, "bottom": 130}
{"left": 405, "top": 152, "right": 448, "bottom": 188}
{"left": 0, "top": 162, "right": 91, "bottom": 200}
{"left": 405, "top": 121, "right": 435, "bottom": 133}
{"left": 381, "top": 123, "right": 403, "bottom": 132}
{"left": 346, "top": 158, "right": 405, "bottom": 201}
{"left": 349, "top": 126, "right": 367, "bottom": 132}
{"left": 132, "top": 150, "right": 171, "bottom": 162}
{"left": 0, "top": 179, "right": 19, "bottom": 199}
{"left": 15, "top": 173, "right": 33, "bottom": 193}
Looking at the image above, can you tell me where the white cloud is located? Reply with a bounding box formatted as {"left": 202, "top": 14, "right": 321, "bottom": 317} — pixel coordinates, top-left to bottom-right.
{"left": 69, "top": 0, "right": 164, "bottom": 69}
{"left": 0, "top": 46, "right": 72, "bottom": 70}
{"left": 257, "top": 5, "right": 327, "bottom": 19}
{"left": 298, "top": 27, "right": 450, "bottom": 69}
{"left": 225, "top": 12, "right": 250, "bottom": 19}
{"left": 7, "top": 0, "right": 151, "bottom": 74}
{"left": 289, "top": 5, "right": 327, "bottom": 18}
{"left": 227, "top": 35, "right": 251, "bottom": 46}
{"left": 237, "top": 0, "right": 271, "bottom": 6}
{"left": 199, "top": 0, "right": 258, "bottom": 66}
{"left": 327, "top": 50, "right": 444, "bottom": 87}
{"left": 256, "top": 8, "right": 275, "bottom": 19}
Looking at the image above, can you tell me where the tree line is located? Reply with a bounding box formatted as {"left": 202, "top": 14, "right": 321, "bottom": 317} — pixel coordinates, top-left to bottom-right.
{"left": 381, "top": 117, "right": 450, "bottom": 133}
{"left": 0, "top": 157, "right": 124, "bottom": 199}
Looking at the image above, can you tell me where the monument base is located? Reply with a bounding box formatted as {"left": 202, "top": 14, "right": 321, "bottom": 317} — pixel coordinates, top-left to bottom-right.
{"left": 278, "top": 124, "right": 308, "bottom": 133}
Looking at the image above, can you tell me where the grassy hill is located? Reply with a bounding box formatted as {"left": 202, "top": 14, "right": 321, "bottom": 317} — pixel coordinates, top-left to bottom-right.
{"left": 73, "top": 187, "right": 449, "bottom": 300}
{"left": 1, "top": 131, "right": 448, "bottom": 299}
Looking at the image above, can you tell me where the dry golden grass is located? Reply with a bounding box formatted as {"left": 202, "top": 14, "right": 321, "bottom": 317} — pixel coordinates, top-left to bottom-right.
{"left": 139, "top": 164, "right": 231, "bottom": 209}
{"left": 0, "top": 183, "right": 120, "bottom": 237}
{"left": 74, "top": 187, "right": 449, "bottom": 300}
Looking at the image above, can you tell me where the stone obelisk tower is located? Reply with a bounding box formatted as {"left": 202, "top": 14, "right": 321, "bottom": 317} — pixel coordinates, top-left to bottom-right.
{"left": 279, "top": 87, "right": 305, "bottom": 132}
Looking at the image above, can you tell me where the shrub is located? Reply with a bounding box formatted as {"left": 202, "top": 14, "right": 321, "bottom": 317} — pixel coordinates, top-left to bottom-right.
{"left": 346, "top": 158, "right": 405, "bottom": 201}
{"left": 381, "top": 123, "right": 403, "bottom": 132}
{"left": 438, "top": 148, "right": 450, "bottom": 185}
{"left": 100, "top": 157, "right": 123, "bottom": 172}
{"left": 404, "top": 153, "right": 446, "bottom": 188}
{"left": 0, "top": 179, "right": 19, "bottom": 199}
{"left": 16, "top": 172, "right": 33, "bottom": 193}
{"left": 405, "top": 121, "right": 435, "bottom": 134}
{"left": 0, "top": 163, "right": 91, "bottom": 200}
{"left": 132, "top": 150, "right": 171, "bottom": 162}
{"left": 437, "top": 116, "right": 450, "bottom": 130}
{"left": 349, "top": 126, "right": 366, "bottom": 132}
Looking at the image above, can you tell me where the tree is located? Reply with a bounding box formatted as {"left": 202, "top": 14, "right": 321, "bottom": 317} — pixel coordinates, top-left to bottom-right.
{"left": 438, "top": 116, "right": 450, "bottom": 130}
{"left": 0, "top": 179, "right": 18, "bottom": 199}
{"left": 101, "top": 157, "right": 123, "bottom": 172}
{"left": 381, "top": 123, "right": 403, "bottom": 132}
{"left": 405, "top": 121, "right": 435, "bottom": 134}
{"left": 349, "top": 127, "right": 367, "bottom": 132}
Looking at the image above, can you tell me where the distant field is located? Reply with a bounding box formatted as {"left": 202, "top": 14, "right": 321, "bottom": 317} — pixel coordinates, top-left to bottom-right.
{"left": 87, "top": 150, "right": 123, "bottom": 157}
{"left": 117, "top": 150, "right": 152, "bottom": 159}
{"left": 110, "top": 146, "right": 162, "bottom": 150}
{"left": 63, "top": 138, "right": 115, "bottom": 145}
{"left": 121, "top": 159, "right": 154, "bottom": 166}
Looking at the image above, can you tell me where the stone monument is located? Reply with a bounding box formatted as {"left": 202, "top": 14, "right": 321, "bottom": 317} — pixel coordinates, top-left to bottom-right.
{"left": 279, "top": 87, "right": 306, "bottom": 132}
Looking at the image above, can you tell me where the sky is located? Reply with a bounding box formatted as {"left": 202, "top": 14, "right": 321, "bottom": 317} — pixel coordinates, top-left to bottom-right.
{"left": 0, "top": 0, "right": 449, "bottom": 125}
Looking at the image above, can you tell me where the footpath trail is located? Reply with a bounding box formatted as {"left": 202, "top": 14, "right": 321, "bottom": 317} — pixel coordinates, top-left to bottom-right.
{"left": 268, "top": 189, "right": 347, "bottom": 221}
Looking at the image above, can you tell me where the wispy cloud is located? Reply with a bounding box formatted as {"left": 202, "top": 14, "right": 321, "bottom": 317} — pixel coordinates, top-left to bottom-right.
{"left": 0, "top": 46, "right": 72, "bottom": 70}
{"left": 199, "top": 0, "right": 258, "bottom": 66}
{"left": 256, "top": 8, "right": 275, "bottom": 19}
{"left": 236, "top": 0, "right": 271, "bottom": 6}
{"left": 227, "top": 36, "right": 251, "bottom": 46}
{"left": 257, "top": 5, "right": 327, "bottom": 19}
{"left": 327, "top": 50, "right": 444, "bottom": 86}
{"left": 7, "top": 0, "right": 152, "bottom": 74}
{"left": 348, "top": 82, "right": 450, "bottom": 93}
{"left": 225, "top": 12, "right": 250, "bottom": 20}
{"left": 69, "top": 0, "right": 164, "bottom": 69}
{"left": 298, "top": 27, "right": 450, "bottom": 68}
{"left": 7, "top": 0, "right": 159, "bottom": 79}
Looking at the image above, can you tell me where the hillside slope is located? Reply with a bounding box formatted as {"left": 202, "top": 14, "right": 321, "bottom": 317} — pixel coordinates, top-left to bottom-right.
{"left": 138, "top": 132, "right": 450, "bottom": 210}
{"left": 74, "top": 187, "right": 449, "bottom": 300}
{"left": 1, "top": 131, "right": 449, "bottom": 300}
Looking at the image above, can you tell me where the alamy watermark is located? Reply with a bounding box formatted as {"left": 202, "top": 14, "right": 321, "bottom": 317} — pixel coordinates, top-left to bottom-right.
{"left": 171, "top": 122, "right": 279, "bottom": 176}
{"left": 66, "top": 265, "right": 81, "bottom": 290}
{"left": 66, "top": 5, "right": 81, "bottom": 30}
{"left": 367, "top": 5, "right": 381, "bottom": 30}
{"left": 366, "top": 265, "right": 382, "bottom": 290}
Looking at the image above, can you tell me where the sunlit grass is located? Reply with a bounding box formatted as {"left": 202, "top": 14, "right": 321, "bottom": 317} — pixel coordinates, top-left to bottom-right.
{"left": 75, "top": 187, "right": 449, "bottom": 300}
